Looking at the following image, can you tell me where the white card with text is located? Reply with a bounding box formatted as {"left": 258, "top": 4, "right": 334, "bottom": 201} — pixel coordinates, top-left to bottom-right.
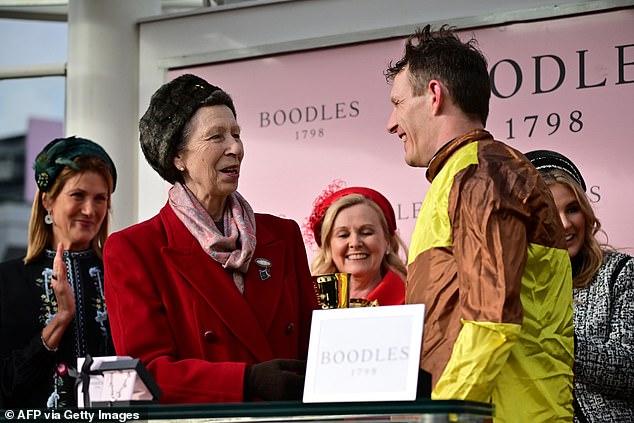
{"left": 303, "top": 304, "right": 425, "bottom": 403}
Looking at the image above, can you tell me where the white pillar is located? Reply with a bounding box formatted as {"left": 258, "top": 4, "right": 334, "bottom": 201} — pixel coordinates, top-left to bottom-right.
{"left": 66, "top": 0, "right": 160, "bottom": 231}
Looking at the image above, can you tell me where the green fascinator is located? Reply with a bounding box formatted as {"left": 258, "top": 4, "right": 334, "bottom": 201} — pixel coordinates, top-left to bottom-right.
{"left": 33, "top": 136, "right": 117, "bottom": 192}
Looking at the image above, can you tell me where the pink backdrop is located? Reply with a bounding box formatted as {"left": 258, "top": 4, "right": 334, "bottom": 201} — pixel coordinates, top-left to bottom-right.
{"left": 170, "top": 8, "right": 634, "bottom": 257}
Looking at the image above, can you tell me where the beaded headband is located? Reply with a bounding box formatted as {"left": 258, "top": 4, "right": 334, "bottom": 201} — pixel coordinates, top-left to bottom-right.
{"left": 525, "top": 149, "right": 586, "bottom": 192}
{"left": 33, "top": 136, "right": 117, "bottom": 192}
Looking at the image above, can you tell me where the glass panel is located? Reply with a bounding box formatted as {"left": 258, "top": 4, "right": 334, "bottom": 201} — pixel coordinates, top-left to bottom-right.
{"left": 0, "top": 19, "right": 67, "bottom": 261}
{"left": 0, "top": 18, "right": 67, "bottom": 66}
{"left": 130, "top": 399, "right": 493, "bottom": 423}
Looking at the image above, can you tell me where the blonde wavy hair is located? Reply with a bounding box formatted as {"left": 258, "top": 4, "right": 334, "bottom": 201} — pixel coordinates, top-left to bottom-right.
{"left": 310, "top": 194, "right": 408, "bottom": 281}
{"left": 24, "top": 156, "right": 114, "bottom": 264}
{"left": 541, "top": 169, "right": 605, "bottom": 288}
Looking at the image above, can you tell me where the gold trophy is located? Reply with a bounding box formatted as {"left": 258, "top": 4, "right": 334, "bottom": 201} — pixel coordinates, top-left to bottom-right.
{"left": 349, "top": 298, "right": 379, "bottom": 308}
{"left": 314, "top": 273, "right": 350, "bottom": 309}
{"left": 313, "top": 273, "right": 380, "bottom": 308}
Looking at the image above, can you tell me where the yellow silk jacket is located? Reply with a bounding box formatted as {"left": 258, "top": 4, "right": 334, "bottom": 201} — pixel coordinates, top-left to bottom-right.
{"left": 408, "top": 129, "right": 574, "bottom": 422}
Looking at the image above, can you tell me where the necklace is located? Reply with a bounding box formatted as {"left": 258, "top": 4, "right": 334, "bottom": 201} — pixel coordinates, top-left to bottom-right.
{"left": 108, "top": 371, "right": 131, "bottom": 401}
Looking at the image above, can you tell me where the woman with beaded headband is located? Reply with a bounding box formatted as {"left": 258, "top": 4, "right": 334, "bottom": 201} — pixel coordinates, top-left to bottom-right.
{"left": 308, "top": 181, "right": 407, "bottom": 305}
{"left": 0, "top": 136, "right": 117, "bottom": 407}
{"left": 526, "top": 149, "right": 634, "bottom": 423}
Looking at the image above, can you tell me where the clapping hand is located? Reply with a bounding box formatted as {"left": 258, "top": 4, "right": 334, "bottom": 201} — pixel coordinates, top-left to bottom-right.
{"left": 50, "top": 242, "right": 75, "bottom": 320}
{"left": 41, "top": 242, "right": 76, "bottom": 352}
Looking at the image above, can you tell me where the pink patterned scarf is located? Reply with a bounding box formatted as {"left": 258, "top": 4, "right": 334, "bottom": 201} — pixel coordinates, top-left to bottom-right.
{"left": 169, "top": 182, "right": 257, "bottom": 293}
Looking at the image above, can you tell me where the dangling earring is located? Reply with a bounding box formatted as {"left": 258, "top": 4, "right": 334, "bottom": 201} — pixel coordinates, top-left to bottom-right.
{"left": 44, "top": 211, "right": 53, "bottom": 225}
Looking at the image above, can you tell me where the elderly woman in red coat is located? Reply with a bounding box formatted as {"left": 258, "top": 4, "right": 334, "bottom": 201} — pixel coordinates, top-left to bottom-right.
{"left": 103, "top": 74, "right": 318, "bottom": 404}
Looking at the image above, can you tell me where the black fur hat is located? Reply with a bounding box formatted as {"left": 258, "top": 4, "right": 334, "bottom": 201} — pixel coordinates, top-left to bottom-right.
{"left": 139, "top": 74, "right": 223, "bottom": 184}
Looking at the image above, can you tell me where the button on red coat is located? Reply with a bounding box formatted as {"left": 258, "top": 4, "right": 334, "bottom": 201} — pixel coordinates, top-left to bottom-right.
{"left": 204, "top": 330, "right": 217, "bottom": 342}
{"left": 285, "top": 323, "right": 295, "bottom": 334}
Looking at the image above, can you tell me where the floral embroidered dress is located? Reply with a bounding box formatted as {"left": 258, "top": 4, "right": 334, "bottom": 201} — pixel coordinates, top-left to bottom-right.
{"left": 0, "top": 249, "right": 113, "bottom": 408}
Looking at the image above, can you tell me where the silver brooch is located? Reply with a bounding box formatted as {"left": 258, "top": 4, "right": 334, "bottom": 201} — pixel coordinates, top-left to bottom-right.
{"left": 255, "top": 258, "right": 272, "bottom": 281}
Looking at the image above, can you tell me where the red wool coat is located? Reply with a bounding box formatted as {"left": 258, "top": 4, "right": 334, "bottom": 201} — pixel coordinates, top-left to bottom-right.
{"left": 103, "top": 204, "right": 317, "bottom": 403}
{"left": 366, "top": 269, "right": 406, "bottom": 306}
